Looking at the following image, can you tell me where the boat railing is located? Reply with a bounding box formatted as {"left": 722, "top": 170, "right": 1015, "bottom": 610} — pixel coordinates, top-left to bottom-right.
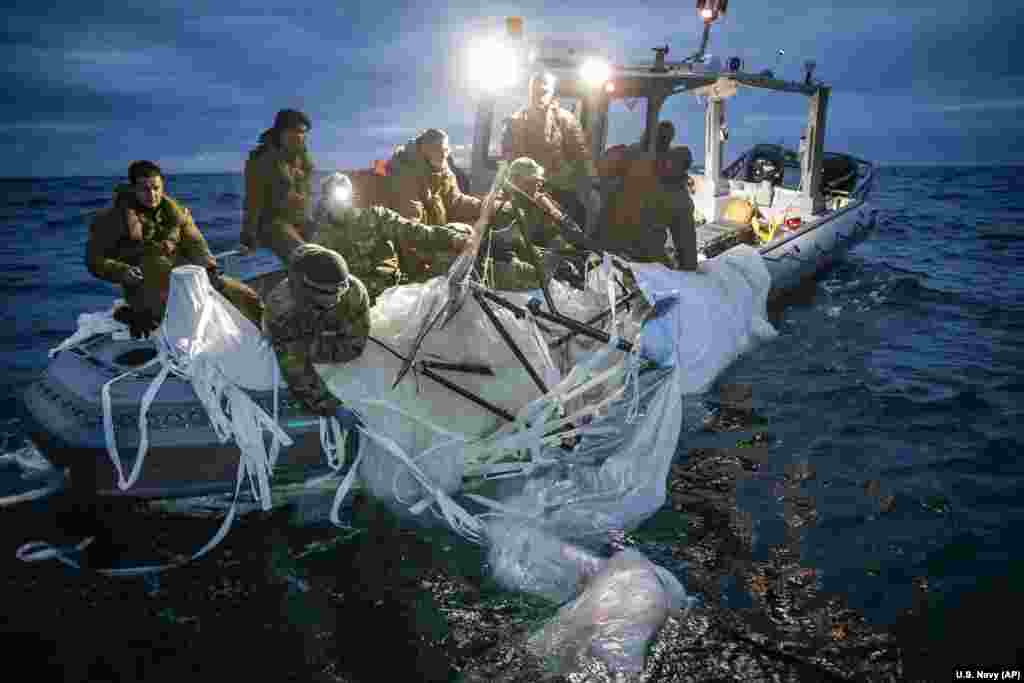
{"left": 213, "top": 249, "right": 242, "bottom": 279}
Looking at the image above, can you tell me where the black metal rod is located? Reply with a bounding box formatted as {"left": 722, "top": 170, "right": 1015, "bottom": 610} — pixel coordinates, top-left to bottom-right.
{"left": 527, "top": 299, "right": 634, "bottom": 353}
{"left": 419, "top": 367, "right": 515, "bottom": 422}
{"left": 471, "top": 283, "right": 634, "bottom": 353}
{"left": 472, "top": 291, "right": 550, "bottom": 396}
{"left": 550, "top": 289, "right": 643, "bottom": 350}
{"left": 421, "top": 360, "right": 494, "bottom": 376}
{"left": 369, "top": 336, "right": 513, "bottom": 422}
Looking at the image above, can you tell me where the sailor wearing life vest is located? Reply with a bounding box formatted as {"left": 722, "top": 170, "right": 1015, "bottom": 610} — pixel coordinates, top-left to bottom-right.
{"left": 388, "top": 128, "right": 482, "bottom": 226}
{"left": 86, "top": 160, "right": 263, "bottom": 337}
{"left": 240, "top": 109, "right": 316, "bottom": 263}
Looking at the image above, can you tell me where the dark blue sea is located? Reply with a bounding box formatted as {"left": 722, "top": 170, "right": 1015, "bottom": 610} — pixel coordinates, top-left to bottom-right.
{"left": 1, "top": 168, "right": 1022, "bottom": 666}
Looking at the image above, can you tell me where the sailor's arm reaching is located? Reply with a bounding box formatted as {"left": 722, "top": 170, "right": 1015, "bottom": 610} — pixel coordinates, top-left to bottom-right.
{"left": 263, "top": 244, "right": 371, "bottom": 415}
{"left": 312, "top": 173, "right": 474, "bottom": 301}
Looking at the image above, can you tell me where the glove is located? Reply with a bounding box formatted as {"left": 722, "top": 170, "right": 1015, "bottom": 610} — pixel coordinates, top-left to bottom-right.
{"left": 206, "top": 264, "right": 225, "bottom": 292}
{"left": 553, "top": 260, "right": 585, "bottom": 288}
{"left": 557, "top": 214, "right": 588, "bottom": 249}
{"left": 113, "top": 306, "right": 159, "bottom": 339}
{"left": 306, "top": 394, "right": 341, "bottom": 417}
{"left": 121, "top": 266, "right": 144, "bottom": 287}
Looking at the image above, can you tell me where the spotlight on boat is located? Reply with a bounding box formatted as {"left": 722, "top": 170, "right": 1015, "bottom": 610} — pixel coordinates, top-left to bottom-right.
{"left": 580, "top": 57, "right": 611, "bottom": 88}
{"left": 696, "top": 0, "right": 728, "bottom": 23}
{"left": 468, "top": 38, "right": 521, "bottom": 92}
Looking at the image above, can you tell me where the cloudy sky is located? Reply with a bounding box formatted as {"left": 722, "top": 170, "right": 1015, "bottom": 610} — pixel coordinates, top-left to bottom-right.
{"left": 1, "top": 0, "right": 1020, "bottom": 178}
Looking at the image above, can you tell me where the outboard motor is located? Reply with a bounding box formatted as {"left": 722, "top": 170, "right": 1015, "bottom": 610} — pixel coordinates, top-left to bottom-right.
{"left": 744, "top": 144, "right": 786, "bottom": 185}
{"left": 820, "top": 153, "right": 858, "bottom": 193}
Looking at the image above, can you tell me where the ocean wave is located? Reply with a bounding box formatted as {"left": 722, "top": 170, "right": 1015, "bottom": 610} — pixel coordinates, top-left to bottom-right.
{"left": 977, "top": 223, "right": 1024, "bottom": 240}
{"left": 45, "top": 215, "right": 88, "bottom": 231}
{"left": 70, "top": 197, "right": 109, "bottom": 209}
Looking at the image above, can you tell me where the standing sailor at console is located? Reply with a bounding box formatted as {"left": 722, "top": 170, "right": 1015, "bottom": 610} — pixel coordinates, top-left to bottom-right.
{"left": 501, "top": 70, "right": 600, "bottom": 230}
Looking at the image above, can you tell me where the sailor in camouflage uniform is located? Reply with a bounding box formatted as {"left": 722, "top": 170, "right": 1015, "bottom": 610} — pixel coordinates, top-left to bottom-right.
{"left": 263, "top": 243, "right": 371, "bottom": 415}
{"left": 311, "top": 173, "right": 483, "bottom": 302}
{"left": 388, "top": 128, "right": 482, "bottom": 225}
{"left": 500, "top": 70, "right": 600, "bottom": 228}
{"left": 240, "top": 109, "right": 316, "bottom": 264}
{"left": 86, "top": 160, "right": 264, "bottom": 337}
{"left": 485, "top": 157, "right": 591, "bottom": 287}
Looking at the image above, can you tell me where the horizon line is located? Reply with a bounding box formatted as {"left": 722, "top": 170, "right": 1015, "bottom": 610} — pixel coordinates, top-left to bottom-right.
{"left": 3, "top": 160, "right": 1024, "bottom": 181}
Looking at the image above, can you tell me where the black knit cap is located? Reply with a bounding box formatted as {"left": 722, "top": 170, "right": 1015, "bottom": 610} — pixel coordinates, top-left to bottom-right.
{"left": 273, "top": 109, "right": 312, "bottom": 131}
{"left": 295, "top": 248, "right": 349, "bottom": 290}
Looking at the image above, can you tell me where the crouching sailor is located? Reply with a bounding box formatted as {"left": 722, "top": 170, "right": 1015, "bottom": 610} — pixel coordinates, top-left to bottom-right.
{"left": 86, "top": 160, "right": 263, "bottom": 337}
{"left": 263, "top": 244, "right": 371, "bottom": 418}
{"left": 487, "top": 156, "right": 592, "bottom": 288}
{"left": 310, "top": 173, "right": 478, "bottom": 302}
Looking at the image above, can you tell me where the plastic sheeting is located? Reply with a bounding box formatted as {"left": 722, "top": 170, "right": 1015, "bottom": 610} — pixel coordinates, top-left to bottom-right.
{"left": 317, "top": 244, "right": 774, "bottom": 674}
{"left": 488, "top": 521, "right": 696, "bottom": 676}
{"left": 27, "top": 242, "right": 776, "bottom": 664}
{"left": 319, "top": 245, "right": 775, "bottom": 542}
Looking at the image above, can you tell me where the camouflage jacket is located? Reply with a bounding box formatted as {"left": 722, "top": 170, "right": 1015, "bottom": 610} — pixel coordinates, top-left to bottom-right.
{"left": 500, "top": 100, "right": 592, "bottom": 192}
{"left": 491, "top": 190, "right": 584, "bottom": 255}
{"left": 263, "top": 276, "right": 371, "bottom": 415}
{"left": 242, "top": 142, "right": 314, "bottom": 249}
{"left": 602, "top": 185, "right": 696, "bottom": 268}
{"left": 86, "top": 187, "right": 215, "bottom": 316}
{"left": 313, "top": 205, "right": 472, "bottom": 302}
{"left": 389, "top": 145, "right": 481, "bottom": 225}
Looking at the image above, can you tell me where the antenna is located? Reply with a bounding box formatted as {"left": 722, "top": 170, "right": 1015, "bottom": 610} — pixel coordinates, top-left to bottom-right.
{"left": 686, "top": 0, "right": 728, "bottom": 64}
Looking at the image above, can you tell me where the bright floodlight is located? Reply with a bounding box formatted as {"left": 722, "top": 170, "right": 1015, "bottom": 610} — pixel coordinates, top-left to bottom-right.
{"left": 468, "top": 39, "right": 520, "bottom": 92}
{"left": 332, "top": 184, "right": 351, "bottom": 203}
{"left": 580, "top": 57, "right": 611, "bottom": 87}
{"left": 322, "top": 172, "right": 352, "bottom": 206}
{"left": 701, "top": 8, "right": 714, "bottom": 19}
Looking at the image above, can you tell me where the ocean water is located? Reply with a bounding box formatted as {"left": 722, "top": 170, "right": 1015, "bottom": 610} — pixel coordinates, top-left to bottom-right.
{"left": 1, "top": 167, "right": 1022, "bottom": 644}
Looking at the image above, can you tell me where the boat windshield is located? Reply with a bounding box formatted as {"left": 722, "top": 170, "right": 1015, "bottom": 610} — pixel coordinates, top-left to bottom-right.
{"left": 603, "top": 97, "right": 648, "bottom": 153}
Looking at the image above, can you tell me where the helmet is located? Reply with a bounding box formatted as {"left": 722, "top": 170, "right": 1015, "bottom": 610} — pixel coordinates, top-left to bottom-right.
{"left": 507, "top": 157, "right": 545, "bottom": 181}
{"left": 289, "top": 244, "right": 350, "bottom": 309}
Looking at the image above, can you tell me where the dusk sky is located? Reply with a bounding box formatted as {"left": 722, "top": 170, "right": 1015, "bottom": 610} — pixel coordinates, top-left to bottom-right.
{"left": 2, "top": 0, "right": 1021, "bottom": 178}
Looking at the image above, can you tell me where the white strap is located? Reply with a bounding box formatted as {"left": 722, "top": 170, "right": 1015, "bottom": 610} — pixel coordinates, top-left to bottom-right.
{"left": 16, "top": 456, "right": 249, "bottom": 576}
{"left": 329, "top": 444, "right": 365, "bottom": 527}
{"left": 100, "top": 355, "right": 164, "bottom": 490}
